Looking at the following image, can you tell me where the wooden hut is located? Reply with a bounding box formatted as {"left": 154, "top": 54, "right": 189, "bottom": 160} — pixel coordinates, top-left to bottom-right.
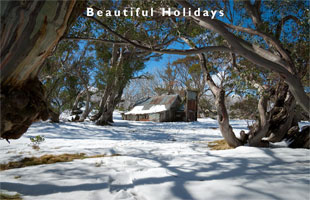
{"left": 123, "top": 90, "right": 198, "bottom": 122}
{"left": 123, "top": 95, "right": 181, "bottom": 122}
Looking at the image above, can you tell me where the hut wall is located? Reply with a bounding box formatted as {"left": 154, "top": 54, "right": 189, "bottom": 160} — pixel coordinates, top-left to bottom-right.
{"left": 149, "top": 113, "right": 161, "bottom": 122}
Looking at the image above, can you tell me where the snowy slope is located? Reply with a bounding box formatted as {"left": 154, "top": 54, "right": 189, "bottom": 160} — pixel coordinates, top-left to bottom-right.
{"left": 0, "top": 112, "right": 309, "bottom": 200}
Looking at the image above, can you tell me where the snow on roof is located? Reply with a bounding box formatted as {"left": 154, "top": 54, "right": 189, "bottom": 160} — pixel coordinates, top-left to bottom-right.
{"left": 125, "top": 105, "right": 167, "bottom": 115}
{"left": 88, "top": 86, "right": 99, "bottom": 93}
{"left": 125, "top": 94, "right": 180, "bottom": 115}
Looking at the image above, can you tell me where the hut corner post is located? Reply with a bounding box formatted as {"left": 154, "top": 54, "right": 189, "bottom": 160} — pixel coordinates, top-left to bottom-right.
{"left": 185, "top": 90, "right": 198, "bottom": 122}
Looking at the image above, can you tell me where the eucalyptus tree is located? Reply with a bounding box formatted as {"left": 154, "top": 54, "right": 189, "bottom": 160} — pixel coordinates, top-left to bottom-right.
{"left": 155, "top": 63, "right": 179, "bottom": 95}
{"left": 88, "top": 0, "right": 309, "bottom": 113}
{"left": 90, "top": 43, "right": 152, "bottom": 125}
{"left": 83, "top": 0, "right": 308, "bottom": 147}
{"left": 39, "top": 39, "right": 97, "bottom": 122}
{"left": 174, "top": 0, "right": 309, "bottom": 113}
{"left": 66, "top": 0, "right": 176, "bottom": 125}
{"left": 0, "top": 1, "right": 86, "bottom": 140}
{"left": 171, "top": 56, "right": 207, "bottom": 94}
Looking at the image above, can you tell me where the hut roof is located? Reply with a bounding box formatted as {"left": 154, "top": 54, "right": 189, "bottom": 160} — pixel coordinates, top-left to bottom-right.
{"left": 125, "top": 94, "right": 181, "bottom": 115}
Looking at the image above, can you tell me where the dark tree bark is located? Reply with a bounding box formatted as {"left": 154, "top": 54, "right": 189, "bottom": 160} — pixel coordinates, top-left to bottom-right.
{"left": 0, "top": 78, "right": 49, "bottom": 139}
{"left": 48, "top": 108, "right": 60, "bottom": 123}
{"left": 95, "top": 78, "right": 126, "bottom": 125}
{"left": 287, "top": 126, "right": 310, "bottom": 149}
{"left": 0, "top": 1, "right": 86, "bottom": 139}
{"left": 247, "top": 81, "right": 310, "bottom": 148}
{"left": 266, "top": 85, "right": 296, "bottom": 143}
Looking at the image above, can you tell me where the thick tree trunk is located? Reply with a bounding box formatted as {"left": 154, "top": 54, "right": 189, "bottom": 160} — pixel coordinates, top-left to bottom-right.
{"left": 247, "top": 94, "right": 270, "bottom": 147}
{"left": 95, "top": 75, "right": 126, "bottom": 125}
{"left": 90, "top": 84, "right": 112, "bottom": 121}
{"left": 215, "top": 89, "right": 243, "bottom": 147}
{"left": 96, "top": 88, "right": 119, "bottom": 125}
{"left": 71, "top": 90, "right": 86, "bottom": 115}
{"left": 1, "top": 1, "right": 79, "bottom": 85}
{"left": 179, "top": 35, "right": 243, "bottom": 148}
{"left": 79, "top": 89, "right": 92, "bottom": 122}
{"left": 199, "top": 54, "right": 242, "bottom": 147}
{"left": 247, "top": 82, "right": 309, "bottom": 147}
{"left": 0, "top": 1, "right": 85, "bottom": 139}
{"left": 266, "top": 85, "right": 297, "bottom": 143}
{"left": 48, "top": 108, "right": 60, "bottom": 123}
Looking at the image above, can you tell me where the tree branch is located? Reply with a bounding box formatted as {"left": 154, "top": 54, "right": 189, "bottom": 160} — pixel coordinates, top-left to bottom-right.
{"left": 175, "top": 0, "right": 310, "bottom": 113}
{"left": 63, "top": 37, "right": 128, "bottom": 45}
{"left": 245, "top": 0, "right": 262, "bottom": 29}
{"left": 276, "top": 15, "right": 301, "bottom": 39}
{"left": 224, "top": 23, "right": 293, "bottom": 68}
{"left": 83, "top": 14, "right": 232, "bottom": 55}
{"left": 131, "top": 74, "right": 153, "bottom": 80}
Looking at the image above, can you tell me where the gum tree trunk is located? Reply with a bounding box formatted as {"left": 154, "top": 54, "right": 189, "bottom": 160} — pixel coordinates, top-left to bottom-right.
{"left": 79, "top": 89, "right": 92, "bottom": 122}
{"left": 179, "top": 35, "right": 243, "bottom": 147}
{"left": 247, "top": 82, "right": 310, "bottom": 148}
{"left": 0, "top": 1, "right": 85, "bottom": 139}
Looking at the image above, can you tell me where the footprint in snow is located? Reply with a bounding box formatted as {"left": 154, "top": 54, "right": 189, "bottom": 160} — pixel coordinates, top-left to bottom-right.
{"left": 113, "top": 190, "right": 147, "bottom": 200}
{"left": 109, "top": 172, "right": 134, "bottom": 193}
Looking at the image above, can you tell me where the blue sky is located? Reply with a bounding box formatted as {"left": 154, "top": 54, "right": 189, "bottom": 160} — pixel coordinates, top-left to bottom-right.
{"left": 142, "top": 41, "right": 189, "bottom": 74}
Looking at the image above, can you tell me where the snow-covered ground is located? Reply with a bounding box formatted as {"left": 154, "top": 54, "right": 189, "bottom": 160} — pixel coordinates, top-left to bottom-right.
{"left": 1, "top": 112, "right": 309, "bottom": 200}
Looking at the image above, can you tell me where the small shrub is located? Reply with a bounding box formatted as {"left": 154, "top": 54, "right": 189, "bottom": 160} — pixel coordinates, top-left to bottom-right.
{"left": 29, "top": 135, "right": 45, "bottom": 150}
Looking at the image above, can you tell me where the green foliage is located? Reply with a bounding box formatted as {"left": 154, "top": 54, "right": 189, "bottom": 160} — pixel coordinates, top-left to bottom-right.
{"left": 40, "top": 0, "right": 309, "bottom": 121}
{"left": 230, "top": 96, "right": 259, "bottom": 119}
{"left": 29, "top": 135, "right": 45, "bottom": 150}
{"left": 30, "top": 135, "right": 45, "bottom": 145}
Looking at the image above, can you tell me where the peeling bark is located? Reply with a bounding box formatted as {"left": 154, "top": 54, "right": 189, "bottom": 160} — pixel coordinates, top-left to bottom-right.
{"left": 287, "top": 126, "right": 310, "bottom": 149}
{"left": 0, "top": 1, "right": 86, "bottom": 139}
{"left": 1, "top": 1, "right": 79, "bottom": 85}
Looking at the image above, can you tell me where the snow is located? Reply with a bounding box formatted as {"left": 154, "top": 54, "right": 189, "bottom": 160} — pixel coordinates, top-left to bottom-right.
{"left": 125, "top": 105, "right": 167, "bottom": 115}
{"left": 0, "top": 112, "right": 309, "bottom": 200}
{"left": 59, "top": 110, "right": 72, "bottom": 121}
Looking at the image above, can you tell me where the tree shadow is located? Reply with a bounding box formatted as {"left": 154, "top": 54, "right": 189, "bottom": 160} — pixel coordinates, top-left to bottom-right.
{"left": 1, "top": 147, "right": 309, "bottom": 199}
{"left": 0, "top": 181, "right": 109, "bottom": 196}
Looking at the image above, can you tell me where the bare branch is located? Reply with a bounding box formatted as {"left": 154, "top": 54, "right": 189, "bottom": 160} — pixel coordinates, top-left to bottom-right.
{"left": 276, "top": 15, "right": 301, "bottom": 39}
{"left": 63, "top": 37, "right": 128, "bottom": 45}
{"left": 131, "top": 74, "right": 153, "bottom": 80}
{"left": 245, "top": 0, "right": 262, "bottom": 28}
{"left": 224, "top": 23, "right": 293, "bottom": 66}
